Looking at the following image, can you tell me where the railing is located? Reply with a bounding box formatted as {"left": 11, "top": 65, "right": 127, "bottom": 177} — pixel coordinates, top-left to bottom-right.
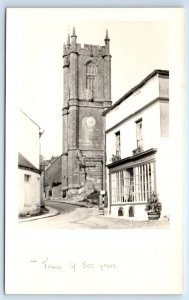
{"left": 132, "top": 146, "right": 143, "bottom": 155}
{"left": 111, "top": 154, "right": 121, "bottom": 162}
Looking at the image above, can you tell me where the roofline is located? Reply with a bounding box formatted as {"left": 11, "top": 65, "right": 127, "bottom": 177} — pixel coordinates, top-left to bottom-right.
{"left": 106, "top": 148, "right": 157, "bottom": 169}
{"left": 103, "top": 69, "right": 169, "bottom": 116}
{"left": 44, "top": 154, "right": 63, "bottom": 171}
{"left": 105, "top": 96, "right": 169, "bottom": 134}
{"left": 18, "top": 164, "right": 41, "bottom": 175}
{"left": 18, "top": 152, "right": 41, "bottom": 174}
{"left": 19, "top": 109, "right": 40, "bottom": 128}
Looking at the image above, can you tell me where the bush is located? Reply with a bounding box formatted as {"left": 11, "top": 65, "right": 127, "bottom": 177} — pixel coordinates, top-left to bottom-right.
{"left": 145, "top": 192, "right": 162, "bottom": 214}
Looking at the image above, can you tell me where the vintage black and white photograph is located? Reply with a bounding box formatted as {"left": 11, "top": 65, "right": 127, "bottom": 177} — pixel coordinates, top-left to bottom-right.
{"left": 5, "top": 8, "right": 184, "bottom": 294}
{"left": 12, "top": 12, "right": 171, "bottom": 229}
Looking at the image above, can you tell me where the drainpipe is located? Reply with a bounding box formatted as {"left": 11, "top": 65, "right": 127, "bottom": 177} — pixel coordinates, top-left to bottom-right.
{"left": 39, "top": 129, "right": 45, "bottom": 208}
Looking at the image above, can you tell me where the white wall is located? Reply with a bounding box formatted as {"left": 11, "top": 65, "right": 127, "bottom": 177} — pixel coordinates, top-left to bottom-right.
{"left": 18, "top": 110, "right": 41, "bottom": 215}
{"left": 110, "top": 204, "right": 148, "bottom": 221}
{"left": 18, "top": 110, "right": 40, "bottom": 169}
{"left": 106, "top": 75, "right": 160, "bottom": 130}
{"left": 106, "top": 101, "right": 161, "bottom": 163}
{"left": 106, "top": 75, "right": 169, "bottom": 163}
{"left": 105, "top": 73, "right": 170, "bottom": 220}
{"left": 18, "top": 169, "right": 40, "bottom": 215}
{"left": 155, "top": 138, "right": 171, "bottom": 218}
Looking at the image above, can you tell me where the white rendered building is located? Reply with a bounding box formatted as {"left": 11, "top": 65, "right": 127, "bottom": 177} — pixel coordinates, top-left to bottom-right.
{"left": 104, "top": 70, "right": 170, "bottom": 220}
{"left": 18, "top": 110, "right": 41, "bottom": 216}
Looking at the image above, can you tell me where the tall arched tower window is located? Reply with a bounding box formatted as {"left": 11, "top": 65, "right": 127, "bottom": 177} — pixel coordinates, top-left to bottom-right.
{"left": 86, "top": 61, "right": 97, "bottom": 98}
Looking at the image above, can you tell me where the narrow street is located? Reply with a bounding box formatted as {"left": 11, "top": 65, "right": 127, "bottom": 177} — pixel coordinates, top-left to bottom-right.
{"left": 18, "top": 200, "right": 169, "bottom": 229}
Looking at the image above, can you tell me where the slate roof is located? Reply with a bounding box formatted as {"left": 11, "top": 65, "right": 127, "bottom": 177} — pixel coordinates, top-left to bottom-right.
{"left": 18, "top": 153, "right": 40, "bottom": 174}
{"left": 44, "top": 155, "right": 63, "bottom": 186}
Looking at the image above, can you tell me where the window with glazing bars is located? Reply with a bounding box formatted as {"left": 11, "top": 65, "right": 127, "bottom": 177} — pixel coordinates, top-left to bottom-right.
{"left": 111, "top": 162, "right": 155, "bottom": 204}
{"left": 115, "top": 131, "right": 121, "bottom": 157}
{"left": 136, "top": 119, "right": 143, "bottom": 148}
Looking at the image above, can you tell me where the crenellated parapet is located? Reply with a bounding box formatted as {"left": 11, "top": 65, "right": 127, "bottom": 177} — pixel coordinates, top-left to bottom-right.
{"left": 63, "top": 28, "right": 110, "bottom": 67}
{"left": 64, "top": 43, "right": 110, "bottom": 58}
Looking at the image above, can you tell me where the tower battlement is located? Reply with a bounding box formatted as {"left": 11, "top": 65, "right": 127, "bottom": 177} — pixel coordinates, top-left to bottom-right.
{"left": 63, "top": 41, "right": 110, "bottom": 58}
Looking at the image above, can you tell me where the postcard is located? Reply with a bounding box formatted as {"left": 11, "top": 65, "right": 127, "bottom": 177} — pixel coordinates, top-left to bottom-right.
{"left": 5, "top": 8, "right": 184, "bottom": 294}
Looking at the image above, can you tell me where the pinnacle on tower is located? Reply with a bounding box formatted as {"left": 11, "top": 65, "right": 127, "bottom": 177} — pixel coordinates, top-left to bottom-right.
{"left": 104, "top": 29, "right": 110, "bottom": 42}
{"left": 67, "top": 34, "right": 70, "bottom": 45}
{"left": 71, "top": 27, "right": 77, "bottom": 37}
{"left": 71, "top": 27, "right": 77, "bottom": 48}
{"left": 63, "top": 42, "right": 66, "bottom": 53}
{"left": 90, "top": 45, "right": 93, "bottom": 57}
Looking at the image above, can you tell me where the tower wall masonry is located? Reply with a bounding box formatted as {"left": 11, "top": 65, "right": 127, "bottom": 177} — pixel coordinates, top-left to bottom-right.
{"left": 62, "top": 28, "right": 111, "bottom": 196}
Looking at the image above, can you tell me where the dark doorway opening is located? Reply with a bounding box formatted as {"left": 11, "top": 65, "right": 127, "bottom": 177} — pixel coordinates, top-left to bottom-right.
{"left": 118, "top": 207, "right": 124, "bottom": 216}
{"left": 129, "top": 206, "right": 134, "bottom": 217}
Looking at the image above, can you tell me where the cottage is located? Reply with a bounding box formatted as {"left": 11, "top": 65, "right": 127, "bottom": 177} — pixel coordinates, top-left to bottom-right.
{"left": 18, "top": 110, "right": 41, "bottom": 216}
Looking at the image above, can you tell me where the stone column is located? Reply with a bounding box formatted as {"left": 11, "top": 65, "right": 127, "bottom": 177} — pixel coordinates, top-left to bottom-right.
{"left": 104, "top": 55, "right": 111, "bottom": 101}
{"left": 62, "top": 107, "right": 68, "bottom": 193}
{"left": 62, "top": 53, "right": 69, "bottom": 195}
{"left": 67, "top": 49, "right": 80, "bottom": 192}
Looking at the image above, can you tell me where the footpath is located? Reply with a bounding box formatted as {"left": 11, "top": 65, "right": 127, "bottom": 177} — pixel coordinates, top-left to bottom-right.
{"left": 18, "top": 206, "right": 59, "bottom": 223}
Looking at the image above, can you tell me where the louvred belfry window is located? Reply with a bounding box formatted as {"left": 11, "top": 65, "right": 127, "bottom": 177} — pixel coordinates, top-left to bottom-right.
{"left": 86, "top": 61, "right": 97, "bottom": 97}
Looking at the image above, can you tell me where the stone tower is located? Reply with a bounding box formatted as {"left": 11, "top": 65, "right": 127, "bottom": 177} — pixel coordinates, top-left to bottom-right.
{"left": 62, "top": 28, "right": 111, "bottom": 196}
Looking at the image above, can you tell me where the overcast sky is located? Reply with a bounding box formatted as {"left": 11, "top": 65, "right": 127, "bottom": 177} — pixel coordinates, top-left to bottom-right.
{"left": 7, "top": 9, "right": 169, "bottom": 159}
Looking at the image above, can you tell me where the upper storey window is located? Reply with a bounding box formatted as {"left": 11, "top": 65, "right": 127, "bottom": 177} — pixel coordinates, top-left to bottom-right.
{"left": 136, "top": 119, "right": 143, "bottom": 149}
{"left": 86, "top": 61, "right": 97, "bottom": 98}
{"left": 115, "top": 131, "right": 121, "bottom": 158}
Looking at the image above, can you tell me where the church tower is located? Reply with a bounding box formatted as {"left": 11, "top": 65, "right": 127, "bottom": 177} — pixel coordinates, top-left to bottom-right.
{"left": 62, "top": 28, "right": 111, "bottom": 196}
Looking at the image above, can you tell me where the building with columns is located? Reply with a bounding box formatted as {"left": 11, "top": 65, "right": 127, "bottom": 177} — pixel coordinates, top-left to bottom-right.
{"left": 62, "top": 28, "right": 112, "bottom": 196}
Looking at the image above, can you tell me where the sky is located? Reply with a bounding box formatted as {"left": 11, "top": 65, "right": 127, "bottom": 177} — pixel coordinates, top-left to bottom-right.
{"left": 6, "top": 9, "right": 169, "bottom": 159}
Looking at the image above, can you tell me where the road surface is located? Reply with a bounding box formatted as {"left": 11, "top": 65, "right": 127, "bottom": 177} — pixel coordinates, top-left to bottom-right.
{"left": 18, "top": 200, "right": 169, "bottom": 229}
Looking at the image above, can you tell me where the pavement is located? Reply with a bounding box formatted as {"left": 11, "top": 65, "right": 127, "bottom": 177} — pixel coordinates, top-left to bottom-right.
{"left": 18, "top": 206, "right": 60, "bottom": 223}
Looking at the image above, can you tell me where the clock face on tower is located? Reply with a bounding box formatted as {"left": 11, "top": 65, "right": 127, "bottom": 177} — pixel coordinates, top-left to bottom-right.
{"left": 86, "top": 116, "right": 96, "bottom": 127}
{"left": 81, "top": 115, "right": 100, "bottom": 148}
{"left": 82, "top": 116, "right": 96, "bottom": 128}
